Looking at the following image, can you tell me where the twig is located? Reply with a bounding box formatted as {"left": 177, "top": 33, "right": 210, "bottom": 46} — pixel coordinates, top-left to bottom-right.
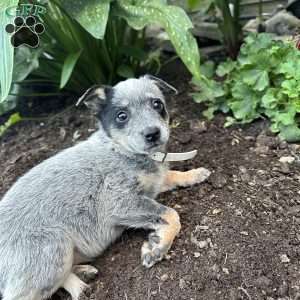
{"left": 223, "top": 252, "right": 228, "bottom": 265}
{"left": 238, "top": 286, "right": 251, "bottom": 300}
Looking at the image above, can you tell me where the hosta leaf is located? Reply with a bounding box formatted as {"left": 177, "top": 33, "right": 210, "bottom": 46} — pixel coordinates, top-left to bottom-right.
{"left": 117, "top": 64, "right": 134, "bottom": 78}
{"left": 60, "top": 0, "right": 111, "bottom": 39}
{"left": 114, "top": 0, "right": 201, "bottom": 79}
{"left": 187, "top": 0, "right": 213, "bottom": 12}
{"left": 60, "top": 50, "right": 82, "bottom": 89}
{"left": 0, "top": 1, "right": 18, "bottom": 103}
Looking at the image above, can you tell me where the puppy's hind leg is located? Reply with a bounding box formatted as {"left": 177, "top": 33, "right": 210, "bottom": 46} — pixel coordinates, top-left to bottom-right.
{"left": 73, "top": 265, "right": 99, "bottom": 282}
{"left": 2, "top": 289, "right": 41, "bottom": 300}
{"left": 63, "top": 273, "right": 91, "bottom": 300}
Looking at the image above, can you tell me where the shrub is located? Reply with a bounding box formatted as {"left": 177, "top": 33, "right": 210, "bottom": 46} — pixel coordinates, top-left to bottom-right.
{"left": 192, "top": 33, "right": 300, "bottom": 142}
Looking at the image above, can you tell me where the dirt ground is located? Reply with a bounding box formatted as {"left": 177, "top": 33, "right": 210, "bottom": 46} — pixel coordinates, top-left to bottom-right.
{"left": 1, "top": 68, "right": 300, "bottom": 300}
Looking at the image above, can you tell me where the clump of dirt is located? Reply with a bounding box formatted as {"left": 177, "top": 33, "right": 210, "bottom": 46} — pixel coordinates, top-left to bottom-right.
{"left": 1, "top": 67, "right": 300, "bottom": 300}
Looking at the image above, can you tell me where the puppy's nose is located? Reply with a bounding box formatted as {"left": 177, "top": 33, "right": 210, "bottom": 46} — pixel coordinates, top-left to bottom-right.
{"left": 144, "top": 127, "right": 161, "bottom": 143}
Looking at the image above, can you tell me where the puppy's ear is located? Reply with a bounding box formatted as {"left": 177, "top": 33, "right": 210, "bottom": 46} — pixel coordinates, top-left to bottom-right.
{"left": 143, "top": 74, "right": 178, "bottom": 95}
{"left": 76, "top": 85, "right": 112, "bottom": 112}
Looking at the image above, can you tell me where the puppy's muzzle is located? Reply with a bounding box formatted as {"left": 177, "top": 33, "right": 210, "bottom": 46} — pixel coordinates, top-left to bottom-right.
{"left": 143, "top": 127, "right": 161, "bottom": 144}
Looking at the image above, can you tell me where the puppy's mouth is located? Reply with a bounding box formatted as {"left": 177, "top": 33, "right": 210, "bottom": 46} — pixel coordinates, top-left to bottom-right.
{"left": 144, "top": 141, "right": 164, "bottom": 152}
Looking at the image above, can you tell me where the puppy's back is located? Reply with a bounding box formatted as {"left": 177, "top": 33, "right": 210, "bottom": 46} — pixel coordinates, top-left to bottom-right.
{"left": 0, "top": 132, "right": 109, "bottom": 224}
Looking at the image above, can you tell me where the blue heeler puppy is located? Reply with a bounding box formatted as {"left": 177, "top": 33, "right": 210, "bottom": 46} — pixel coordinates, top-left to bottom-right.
{"left": 0, "top": 75, "right": 211, "bottom": 300}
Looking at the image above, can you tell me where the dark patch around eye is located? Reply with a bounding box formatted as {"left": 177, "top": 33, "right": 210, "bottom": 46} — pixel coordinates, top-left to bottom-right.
{"left": 150, "top": 98, "right": 168, "bottom": 119}
{"left": 160, "top": 107, "right": 168, "bottom": 119}
{"left": 99, "top": 96, "right": 129, "bottom": 134}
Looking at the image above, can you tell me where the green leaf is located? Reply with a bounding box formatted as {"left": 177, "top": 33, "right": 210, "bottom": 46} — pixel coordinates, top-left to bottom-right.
{"left": 279, "top": 124, "right": 300, "bottom": 142}
{"left": 277, "top": 56, "right": 300, "bottom": 80}
{"left": 216, "top": 60, "right": 235, "bottom": 77}
{"left": 231, "top": 83, "right": 260, "bottom": 121}
{"left": 200, "top": 60, "right": 215, "bottom": 79}
{"left": 60, "top": 50, "right": 82, "bottom": 89}
{"left": 255, "top": 71, "right": 269, "bottom": 91}
{"left": 187, "top": 0, "right": 213, "bottom": 12}
{"left": 224, "top": 116, "right": 236, "bottom": 127}
{"left": 192, "top": 78, "right": 225, "bottom": 103}
{"left": 192, "top": 32, "right": 300, "bottom": 141}
{"left": 203, "top": 106, "right": 217, "bottom": 120}
{"left": 120, "top": 46, "right": 147, "bottom": 61}
{"left": 261, "top": 89, "right": 277, "bottom": 109}
{"left": 242, "top": 69, "right": 269, "bottom": 91}
{"left": 114, "top": 0, "right": 201, "bottom": 79}
{"left": 0, "top": 1, "right": 18, "bottom": 103}
{"left": 277, "top": 61, "right": 297, "bottom": 78}
{"left": 60, "top": 0, "right": 111, "bottom": 39}
{"left": 281, "top": 79, "right": 300, "bottom": 98}
{"left": 0, "top": 112, "right": 22, "bottom": 137}
{"left": 117, "top": 64, "right": 134, "bottom": 78}
{"left": 275, "top": 108, "right": 296, "bottom": 126}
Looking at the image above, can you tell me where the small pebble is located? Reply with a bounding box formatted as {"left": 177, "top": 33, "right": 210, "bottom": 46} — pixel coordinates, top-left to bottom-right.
{"left": 179, "top": 278, "right": 186, "bottom": 290}
{"left": 222, "top": 267, "right": 229, "bottom": 274}
{"left": 212, "top": 208, "right": 222, "bottom": 215}
{"left": 280, "top": 254, "right": 290, "bottom": 263}
{"left": 198, "top": 240, "right": 208, "bottom": 249}
{"left": 280, "top": 163, "right": 290, "bottom": 174}
{"left": 160, "top": 274, "right": 169, "bottom": 281}
{"left": 279, "top": 156, "right": 295, "bottom": 164}
{"left": 240, "top": 231, "right": 249, "bottom": 236}
{"left": 194, "top": 252, "right": 201, "bottom": 258}
{"left": 189, "top": 120, "right": 207, "bottom": 133}
{"left": 196, "top": 225, "right": 209, "bottom": 231}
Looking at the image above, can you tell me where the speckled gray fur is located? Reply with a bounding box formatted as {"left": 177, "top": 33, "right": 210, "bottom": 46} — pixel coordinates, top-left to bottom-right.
{"left": 0, "top": 76, "right": 175, "bottom": 300}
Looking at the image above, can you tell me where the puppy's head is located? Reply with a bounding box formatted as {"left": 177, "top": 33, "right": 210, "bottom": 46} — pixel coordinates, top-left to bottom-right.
{"left": 78, "top": 75, "right": 177, "bottom": 154}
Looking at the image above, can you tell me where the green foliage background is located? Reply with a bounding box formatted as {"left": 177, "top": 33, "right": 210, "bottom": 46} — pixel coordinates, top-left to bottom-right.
{"left": 193, "top": 33, "right": 300, "bottom": 142}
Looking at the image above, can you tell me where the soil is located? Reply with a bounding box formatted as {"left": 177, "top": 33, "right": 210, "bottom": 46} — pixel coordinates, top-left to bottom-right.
{"left": 1, "top": 65, "right": 300, "bottom": 300}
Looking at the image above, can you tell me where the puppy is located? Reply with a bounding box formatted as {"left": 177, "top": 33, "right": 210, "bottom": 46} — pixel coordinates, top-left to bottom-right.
{"left": 0, "top": 75, "right": 210, "bottom": 300}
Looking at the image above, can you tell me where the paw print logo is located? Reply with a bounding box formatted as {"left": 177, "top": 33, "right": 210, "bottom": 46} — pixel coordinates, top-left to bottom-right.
{"left": 5, "top": 16, "right": 45, "bottom": 48}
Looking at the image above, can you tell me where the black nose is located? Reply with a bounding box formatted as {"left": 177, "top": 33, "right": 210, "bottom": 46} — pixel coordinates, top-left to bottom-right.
{"left": 144, "top": 127, "right": 161, "bottom": 143}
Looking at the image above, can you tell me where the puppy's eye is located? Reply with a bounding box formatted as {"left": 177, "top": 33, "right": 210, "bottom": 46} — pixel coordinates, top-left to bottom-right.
{"left": 152, "top": 99, "right": 164, "bottom": 113}
{"left": 116, "top": 111, "right": 128, "bottom": 123}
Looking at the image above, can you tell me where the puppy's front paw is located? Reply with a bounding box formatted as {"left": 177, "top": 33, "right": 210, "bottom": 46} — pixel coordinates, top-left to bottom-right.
{"left": 141, "top": 233, "right": 169, "bottom": 268}
{"left": 188, "top": 167, "right": 211, "bottom": 185}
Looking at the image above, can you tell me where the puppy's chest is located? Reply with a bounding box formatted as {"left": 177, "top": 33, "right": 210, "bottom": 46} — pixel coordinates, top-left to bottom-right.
{"left": 137, "top": 164, "right": 167, "bottom": 197}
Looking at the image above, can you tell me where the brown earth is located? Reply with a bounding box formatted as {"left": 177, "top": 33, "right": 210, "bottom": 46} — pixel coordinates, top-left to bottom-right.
{"left": 1, "top": 68, "right": 300, "bottom": 300}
